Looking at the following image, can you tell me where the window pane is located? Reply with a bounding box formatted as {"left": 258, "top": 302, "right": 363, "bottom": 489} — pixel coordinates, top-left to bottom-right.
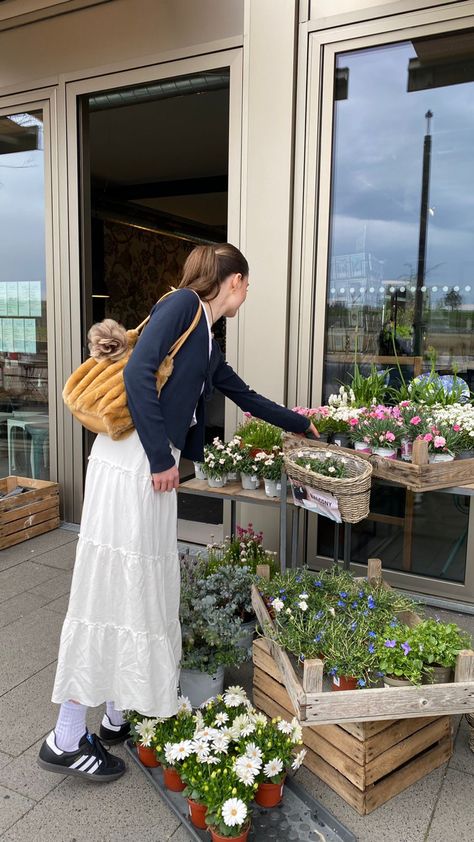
{"left": 0, "top": 110, "right": 49, "bottom": 480}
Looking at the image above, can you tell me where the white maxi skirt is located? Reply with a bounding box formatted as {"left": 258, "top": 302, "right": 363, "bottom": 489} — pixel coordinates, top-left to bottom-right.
{"left": 52, "top": 431, "right": 181, "bottom": 717}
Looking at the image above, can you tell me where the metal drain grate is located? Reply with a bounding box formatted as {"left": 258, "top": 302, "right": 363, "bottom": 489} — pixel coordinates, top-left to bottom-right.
{"left": 125, "top": 740, "right": 356, "bottom": 842}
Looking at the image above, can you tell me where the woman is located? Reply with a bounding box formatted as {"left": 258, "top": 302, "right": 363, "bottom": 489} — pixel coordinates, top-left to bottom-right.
{"left": 39, "top": 244, "right": 316, "bottom": 782}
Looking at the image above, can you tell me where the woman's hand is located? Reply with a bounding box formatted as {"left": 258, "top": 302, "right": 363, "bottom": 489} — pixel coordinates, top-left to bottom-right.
{"left": 307, "top": 422, "right": 320, "bottom": 439}
{"left": 151, "top": 465, "right": 180, "bottom": 492}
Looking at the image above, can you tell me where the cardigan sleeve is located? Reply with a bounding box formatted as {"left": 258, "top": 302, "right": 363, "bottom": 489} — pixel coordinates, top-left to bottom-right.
{"left": 211, "top": 342, "right": 310, "bottom": 434}
{"left": 124, "top": 289, "right": 200, "bottom": 473}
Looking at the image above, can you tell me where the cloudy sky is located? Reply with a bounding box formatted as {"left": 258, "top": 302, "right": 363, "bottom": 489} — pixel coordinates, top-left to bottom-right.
{"left": 330, "top": 39, "right": 474, "bottom": 305}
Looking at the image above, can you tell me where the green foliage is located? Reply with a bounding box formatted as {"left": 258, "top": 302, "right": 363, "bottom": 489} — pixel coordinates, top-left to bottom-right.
{"left": 411, "top": 618, "right": 471, "bottom": 669}
{"left": 294, "top": 452, "right": 349, "bottom": 478}
{"left": 343, "top": 363, "right": 389, "bottom": 408}
{"left": 235, "top": 418, "right": 283, "bottom": 449}
{"left": 374, "top": 623, "right": 425, "bottom": 684}
{"left": 204, "top": 523, "right": 279, "bottom": 578}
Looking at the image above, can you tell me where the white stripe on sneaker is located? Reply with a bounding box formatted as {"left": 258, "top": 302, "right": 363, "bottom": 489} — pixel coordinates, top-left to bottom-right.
{"left": 103, "top": 720, "right": 123, "bottom": 732}
{"left": 86, "top": 760, "right": 101, "bottom": 774}
{"left": 46, "top": 732, "right": 63, "bottom": 756}
{"left": 76, "top": 756, "right": 97, "bottom": 772}
{"left": 70, "top": 754, "right": 89, "bottom": 769}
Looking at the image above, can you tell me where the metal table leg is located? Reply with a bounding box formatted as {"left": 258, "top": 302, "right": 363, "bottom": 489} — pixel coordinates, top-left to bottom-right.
{"left": 280, "top": 471, "right": 287, "bottom": 573}
{"left": 291, "top": 505, "right": 300, "bottom": 568}
{"left": 343, "top": 523, "right": 352, "bottom": 570}
{"left": 333, "top": 523, "right": 340, "bottom": 565}
{"left": 230, "top": 499, "right": 237, "bottom": 538}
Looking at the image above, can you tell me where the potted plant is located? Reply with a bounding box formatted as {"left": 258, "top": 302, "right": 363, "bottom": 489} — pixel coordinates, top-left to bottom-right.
{"left": 254, "top": 446, "right": 284, "bottom": 497}
{"left": 411, "top": 618, "right": 471, "bottom": 684}
{"left": 127, "top": 713, "right": 161, "bottom": 767}
{"left": 226, "top": 435, "right": 244, "bottom": 481}
{"left": 327, "top": 387, "right": 362, "bottom": 446}
{"left": 235, "top": 713, "right": 306, "bottom": 807}
{"left": 344, "top": 362, "right": 389, "bottom": 408}
{"left": 204, "top": 439, "right": 234, "bottom": 487}
{"left": 375, "top": 623, "right": 424, "bottom": 687}
{"left": 292, "top": 406, "right": 333, "bottom": 442}
{"left": 355, "top": 406, "right": 404, "bottom": 458}
{"left": 235, "top": 445, "right": 260, "bottom": 490}
{"left": 235, "top": 416, "right": 283, "bottom": 456}
{"left": 153, "top": 696, "right": 195, "bottom": 791}
{"left": 416, "top": 423, "right": 462, "bottom": 463}
{"left": 194, "top": 461, "right": 207, "bottom": 480}
{"left": 430, "top": 404, "right": 474, "bottom": 459}
{"left": 323, "top": 613, "right": 380, "bottom": 690}
{"left": 179, "top": 557, "right": 248, "bottom": 706}
{"left": 395, "top": 401, "right": 426, "bottom": 461}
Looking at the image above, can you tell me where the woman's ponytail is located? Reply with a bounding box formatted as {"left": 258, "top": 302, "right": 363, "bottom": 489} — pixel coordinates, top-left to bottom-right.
{"left": 178, "top": 243, "right": 248, "bottom": 300}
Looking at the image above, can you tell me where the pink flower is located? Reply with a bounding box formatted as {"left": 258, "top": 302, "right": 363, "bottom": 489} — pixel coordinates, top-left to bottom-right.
{"left": 434, "top": 436, "right": 446, "bottom": 449}
{"left": 453, "top": 424, "right": 461, "bottom": 432}
{"left": 243, "top": 412, "right": 252, "bottom": 419}
{"left": 410, "top": 416, "right": 421, "bottom": 426}
{"left": 349, "top": 417, "right": 359, "bottom": 427}
{"left": 385, "top": 431, "right": 396, "bottom": 442}
{"left": 423, "top": 433, "right": 433, "bottom": 443}
{"left": 400, "top": 400, "right": 410, "bottom": 407}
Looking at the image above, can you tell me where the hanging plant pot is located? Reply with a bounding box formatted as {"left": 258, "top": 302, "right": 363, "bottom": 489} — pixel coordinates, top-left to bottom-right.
{"left": 209, "top": 822, "right": 251, "bottom": 842}
{"left": 136, "top": 744, "right": 160, "bottom": 767}
{"left": 383, "top": 675, "right": 413, "bottom": 688}
{"left": 353, "top": 441, "right": 372, "bottom": 454}
{"left": 163, "top": 765, "right": 186, "bottom": 792}
{"left": 187, "top": 798, "right": 208, "bottom": 829}
{"left": 255, "top": 776, "right": 286, "bottom": 807}
{"left": 372, "top": 446, "right": 397, "bottom": 460}
{"left": 179, "top": 665, "right": 225, "bottom": 708}
{"left": 241, "top": 473, "right": 259, "bottom": 490}
{"left": 331, "top": 674, "right": 358, "bottom": 691}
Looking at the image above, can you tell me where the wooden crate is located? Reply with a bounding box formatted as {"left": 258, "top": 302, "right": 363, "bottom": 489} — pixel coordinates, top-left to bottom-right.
{"left": 0, "top": 476, "right": 60, "bottom": 550}
{"left": 284, "top": 433, "right": 474, "bottom": 492}
{"left": 251, "top": 559, "right": 474, "bottom": 725}
{"left": 253, "top": 636, "right": 453, "bottom": 814}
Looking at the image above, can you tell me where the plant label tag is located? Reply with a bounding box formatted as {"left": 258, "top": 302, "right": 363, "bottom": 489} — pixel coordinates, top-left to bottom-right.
{"left": 290, "top": 481, "right": 342, "bottom": 523}
{"left": 333, "top": 675, "right": 340, "bottom": 687}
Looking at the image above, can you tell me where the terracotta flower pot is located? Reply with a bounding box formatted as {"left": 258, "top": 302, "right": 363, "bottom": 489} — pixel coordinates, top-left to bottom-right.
{"left": 163, "top": 766, "right": 186, "bottom": 792}
{"left": 209, "top": 823, "right": 251, "bottom": 842}
{"left": 331, "top": 674, "right": 358, "bottom": 691}
{"left": 187, "top": 798, "right": 208, "bottom": 829}
{"left": 255, "top": 776, "right": 286, "bottom": 807}
{"left": 136, "top": 744, "right": 160, "bottom": 767}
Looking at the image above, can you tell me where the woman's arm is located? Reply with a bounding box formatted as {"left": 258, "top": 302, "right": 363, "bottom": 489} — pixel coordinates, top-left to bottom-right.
{"left": 211, "top": 343, "right": 310, "bottom": 434}
{"left": 124, "top": 289, "right": 200, "bottom": 474}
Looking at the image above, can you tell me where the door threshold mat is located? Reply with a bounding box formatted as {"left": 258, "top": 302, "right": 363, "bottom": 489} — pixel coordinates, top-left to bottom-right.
{"left": 125, "top": 739, "right": 357, "bottom": 842}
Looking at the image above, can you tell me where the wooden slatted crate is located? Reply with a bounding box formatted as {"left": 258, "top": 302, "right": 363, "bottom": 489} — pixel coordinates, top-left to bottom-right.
{"left": 253, "top": 636, "right": 453, "bottom": 814}
{"left": 251, "top": 559, "right": 474, "bottom": 725}
{"left": 0, "top": 476, "right": 60, "bottom": 550}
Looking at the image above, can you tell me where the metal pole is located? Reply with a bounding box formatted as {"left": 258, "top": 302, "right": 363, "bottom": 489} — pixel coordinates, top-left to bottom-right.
{"left": 413, "top": 110, "right": 433, "bottom": 358}
{"left": 343, "top": 523, "right": 351, "bottom": 571}
{"left": 333, "top": 523, "right": 340, "bottom": 565}
{"left": 280, "top": 471, "right": 287, "bottom": 572}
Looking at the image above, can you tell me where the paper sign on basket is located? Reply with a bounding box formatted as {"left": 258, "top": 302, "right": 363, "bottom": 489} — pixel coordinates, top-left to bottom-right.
{"left": 290, "top": 480, "right": 342, "bottom": 523}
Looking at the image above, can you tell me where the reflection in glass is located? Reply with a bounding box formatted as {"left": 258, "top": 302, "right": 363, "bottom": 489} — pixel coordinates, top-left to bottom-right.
{"left": 0, "top": 110, "right": 49, "bottom": 480}
{"left": 320, "top": 31, "right": 474, "bottom": 583}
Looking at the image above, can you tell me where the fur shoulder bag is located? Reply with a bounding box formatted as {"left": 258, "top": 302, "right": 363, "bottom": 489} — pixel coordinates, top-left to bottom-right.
{"left": 63, "top": 290, "right": 202, "bottom": 440}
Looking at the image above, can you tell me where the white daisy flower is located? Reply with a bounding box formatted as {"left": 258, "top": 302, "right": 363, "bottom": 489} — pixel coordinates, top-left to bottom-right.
{"left": 298, "top": 600, "right": 308, "bottom": 611}
{"left": 234, "top": 754, "right": 262, "bottom": 776}
{"left": 234, "top": 764, "right": 257, "bottom": 786}
{"left": 191, "top": 738, "right": 210, "bottom": 757}
{"left": 224, "top": 686, "right": 248, "bottom": 707}
{"left": 194, "top": 727, "right": 219, "bottom": 742}
{"left": 299, "top": 592, "right": 309, "bottom": 599}
{"left": 291, "top": 748, "right": 307, "bottom": 771}
{"left": 212, "top": 733, "right": 230, "bottom": 754}
{"left": 134, "top": 718, "right": 158, "bottom": 747}
{"left": 222, "top": 798, "right": 248, "bottom": 828}
{"left": 176, "top": 696, "right": 193, "bottom": 715}
{"left": 199, "top": 696, "right": 215, "bottom": 709}
{"left": 264, "top": 757, "right": 284, "bottom": 779}
{"left": 164, "top": 742, "right": 175, "bottom": 765}
{"left": 277, "top": 719, "right": 294, "bottom": 735}
{"left": 239, "top": 720, "right": 256, "bottom": 737}
{"left": 214, "top": 712, "right": 229, "bottom": 727}
{"left": 272, "top": 597, "right": 284, "bottom": 613}
{"left": 204, "top": 754, "right": 220, "bottom": 765}
{"left": 193, "top": 710, "right": 205, "bottom": 732}
{"left": 244, "top": 742, "right": 263, "bottom": 762}
{"left": 170, "top": 740, "right": 193, "bottom": 761}
{"left": 253, "top": 713, "right": 268, "bottom": 727}
{"left": 290, "top": 717, "right": 303, "bottom": 743}
{"left": 228, "top": 714, "right": 251, "bottom": 740}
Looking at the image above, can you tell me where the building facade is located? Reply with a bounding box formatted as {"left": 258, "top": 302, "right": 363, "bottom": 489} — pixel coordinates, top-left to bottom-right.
{"left": 1, "top": 0, "right": 474, "bottom": 603}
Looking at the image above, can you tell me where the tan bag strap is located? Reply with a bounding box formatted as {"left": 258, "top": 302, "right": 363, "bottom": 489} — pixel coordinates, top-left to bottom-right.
{"left": 133, "top": 288, "right": 203, "bottom": 355}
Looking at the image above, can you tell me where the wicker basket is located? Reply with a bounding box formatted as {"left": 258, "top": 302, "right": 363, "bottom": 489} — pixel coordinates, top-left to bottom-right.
{"left": 283, "top": 440, "right": 373, "bottom": 524}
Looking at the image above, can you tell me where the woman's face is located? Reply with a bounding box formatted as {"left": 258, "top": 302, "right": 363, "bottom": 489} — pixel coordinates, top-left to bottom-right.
{"left": 223, "top": 273, "right": 249, "bottom": 317}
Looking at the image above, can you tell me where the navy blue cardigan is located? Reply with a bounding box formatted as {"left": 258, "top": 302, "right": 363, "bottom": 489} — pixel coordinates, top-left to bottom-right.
{"left": 123, "top": 288, "right": 309, "bottom": 473}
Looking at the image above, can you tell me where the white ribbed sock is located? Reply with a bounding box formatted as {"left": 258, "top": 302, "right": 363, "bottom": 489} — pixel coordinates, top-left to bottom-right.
{"left": 105, "top": 701, "right": 125, "bottom": 726}
{"left": 54, "top": 700, "right": 88, "bottom": 752}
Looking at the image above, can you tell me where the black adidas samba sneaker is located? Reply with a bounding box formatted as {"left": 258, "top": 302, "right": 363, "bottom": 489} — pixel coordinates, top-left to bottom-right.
{"left": 38, "top": 731, "right": 125, "bottom": 782}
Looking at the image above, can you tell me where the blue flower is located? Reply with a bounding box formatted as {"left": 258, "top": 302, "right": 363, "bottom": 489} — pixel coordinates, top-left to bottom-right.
{"left": 314, "top": 634, "right": 322, "bottom": 643}
{"left": 384, "top": 640, "right": 397, "bottom": 648}
{"left": 368, "top": 631, "right": 377, "bottom": 638}
{"left": 358, "top": 590, "right": 365, "bottom": 598}
{"left": 368, "top": 644, "right": 375, "bottom": 654}
{"left": 316, "top": 610, "right": 324, "bottom": 620}
{"left": 328, "top": 667, "right": 337, "bottom": 676}
{"left": 299, "top": 653, "right": 305, "bottom": 661}
{"left": 314, "top": 581, "right": 323, "bottom": 587}
{"left": 350, "top": 621, "right": 357, "bottom": 631}
{"left": 389, "top": 619, "right": 398, "bottom": 628}
{"left": 357, "top": 678, "right": 366, "bottom": 687}
{"left": 363, "top": 610, "right": 369, "bottom": 616}
{"left": 367, "top": 596, "right": 375, "bottom": 609}
{"left": 339, "top": 591, "right": 348, "bottom": 598}
{"left": 401, "top": 642, "right": 411, "bottom": 656}
{"left": 375, "top": 670, "right": 385, "bottom": 678}
{"left": 337, "top": 600, "right": 346, "bottom": 608}
{"left": 351, "top": 601, "right": 359, "bottom": 608}
{"left": 296, "top": 577, "right": 302, "bottom": 582}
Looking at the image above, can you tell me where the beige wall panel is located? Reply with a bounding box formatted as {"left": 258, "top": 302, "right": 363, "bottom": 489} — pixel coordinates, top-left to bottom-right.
{"left": 0, "top": 0, "right": 244, "bottom": 87}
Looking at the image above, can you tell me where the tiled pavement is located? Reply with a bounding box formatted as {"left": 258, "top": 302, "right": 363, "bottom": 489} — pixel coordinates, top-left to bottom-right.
{"left": 0, "top": 527, "right": 473, "bottom": 842}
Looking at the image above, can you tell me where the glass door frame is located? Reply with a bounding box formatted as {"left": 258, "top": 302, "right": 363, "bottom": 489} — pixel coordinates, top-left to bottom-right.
{"left": 290, "top": 6, "right": 474, "bottom": 602}
{"left": 0, "top": 88, "right": 59, "bottom": 486}
{"left": 63, "top": 48, "right": 243, "bottom": 524}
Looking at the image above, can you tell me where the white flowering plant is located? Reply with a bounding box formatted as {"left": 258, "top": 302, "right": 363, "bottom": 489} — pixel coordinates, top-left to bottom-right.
{"left": 125, "top": 696, "right": 194, "bottom": 761}
{"left": 253, "top": 446, "right": 284, "bottom": 481}
{"left": 204, "top": 439, "right": 234, "bottom": 479}
{"left": 235, "top": 714, "right": 306, "bottom": 784}
{"left": 294, "top": 450, "right": 349, "bottom": 478}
